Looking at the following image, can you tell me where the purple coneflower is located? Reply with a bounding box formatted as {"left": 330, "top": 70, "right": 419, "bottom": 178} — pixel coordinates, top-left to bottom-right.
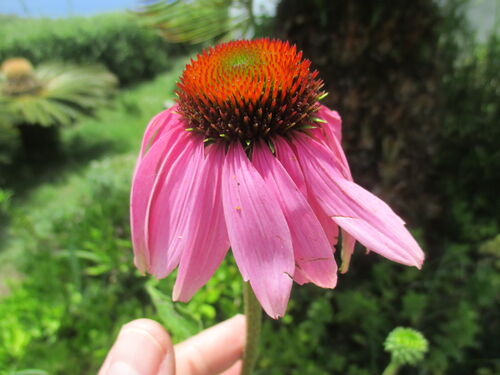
{"left": 130, "top": 39, "right": 424, "bottom": 319}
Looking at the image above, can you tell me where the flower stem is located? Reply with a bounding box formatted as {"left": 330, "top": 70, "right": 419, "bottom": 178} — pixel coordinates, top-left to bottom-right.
{"left": 381, "top": 361, "right": 400, "bottom": 375}
{"left": 241, "top": 281, "right": 262, "bottom": 375}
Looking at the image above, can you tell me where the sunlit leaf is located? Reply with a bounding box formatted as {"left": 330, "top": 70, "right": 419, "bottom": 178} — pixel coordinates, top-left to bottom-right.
{"left": 135, "top": 0, "right": 254, "bottom": 44}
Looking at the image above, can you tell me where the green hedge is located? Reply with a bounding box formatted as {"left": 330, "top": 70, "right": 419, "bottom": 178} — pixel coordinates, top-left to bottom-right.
{"left": 0, "top": 13, "right": 189, "bottom": 85}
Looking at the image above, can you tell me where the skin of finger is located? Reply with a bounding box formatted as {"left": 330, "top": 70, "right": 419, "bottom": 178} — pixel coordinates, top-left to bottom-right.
{"left": 219, "top": 361, "right": 242, "bottom": 375}
{"left": 98, "top": 319, "right": 174, "bottom": 375}
{"left": 174, "top": 314, "right": 246, "bottom": 375}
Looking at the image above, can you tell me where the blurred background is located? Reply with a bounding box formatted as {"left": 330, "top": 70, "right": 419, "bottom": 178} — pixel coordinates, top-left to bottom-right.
{"left": 0, "top": 0, "right": 499, "bottom": 374}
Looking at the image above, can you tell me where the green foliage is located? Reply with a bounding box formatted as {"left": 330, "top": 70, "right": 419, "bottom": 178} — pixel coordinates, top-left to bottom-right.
{"left": 0, "top": 120, "right": 19, "bottom": 165}
{"left": 438, "top": 32, "right": 500, "bottom": 242}
{"left": 145, "top": 283, "right": 202, "bottom": 341}
{"left": 0, "top": 13, "right": 187, "bottom": 84}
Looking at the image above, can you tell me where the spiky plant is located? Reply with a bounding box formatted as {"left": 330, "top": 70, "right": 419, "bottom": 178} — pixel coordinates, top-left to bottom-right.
{"left": 135, "top": 0, "right": 256, "bottom": 44}
{"left": 0, "top": 58, "right": 117, "bottom": 157}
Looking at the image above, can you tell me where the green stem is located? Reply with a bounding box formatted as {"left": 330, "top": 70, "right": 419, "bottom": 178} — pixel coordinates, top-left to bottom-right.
{"left": 240, "top": 281, "right": 262, "bottom": 375}
{"left": 381, "top": 361, "right": 400, "bottom": 375}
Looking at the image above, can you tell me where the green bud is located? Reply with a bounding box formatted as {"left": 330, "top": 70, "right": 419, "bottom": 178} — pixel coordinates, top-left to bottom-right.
{"left": 384, "top": 327, "right": 428, "bottom": 366}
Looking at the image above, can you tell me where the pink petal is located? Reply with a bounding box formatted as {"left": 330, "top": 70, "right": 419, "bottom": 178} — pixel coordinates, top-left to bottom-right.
{"left": 173, "top": 144, "right": 230, "bottom": 301}
{"left": 295, "top": 135, "right": 424, "bottom": 268}
{"left": 311, "top": 106, "right": 352, "bottom": 179}
{"left": 308, "top": 195, "right": 340, "bottom": 247}
{"left": 274, "top": 136, "right": 308, "bottom": 196}
{"left": 314, "top": 105, "right": 343, "bottom": 142}
{"left": 275, "top": 137, "right": 339, "bottom": 246}
{"left": 293, "top": 267, "right": 310, "bottom": 285}
{"left": 138, "top": 106, "right": 180, "bottom": 161}
{"left": 130, "top": 122, "right": 185, "bottom": 272}
{"left": 145, "top": 133, "right": 207, "bottom": 278}
{"left": 252, "top": 143, "right": 337, "bottom": 288}
{"left": 309, "top": 107, "right": 356, "bottom": 258}
{"left": 221, "top": 143, "right": 294, "bottom": 319}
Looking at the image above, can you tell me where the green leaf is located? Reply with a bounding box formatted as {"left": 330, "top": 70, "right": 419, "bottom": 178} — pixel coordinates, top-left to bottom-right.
{"left": 145, "top": 282, "right": 202, "bottom": 341}
{"left": 135, "top": 0, "right": 252, "bottom": 44}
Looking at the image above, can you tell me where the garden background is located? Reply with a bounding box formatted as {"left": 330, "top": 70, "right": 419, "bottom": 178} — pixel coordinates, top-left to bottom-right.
{"left": 0, "top": 0, "right": 499, "bottom": 374}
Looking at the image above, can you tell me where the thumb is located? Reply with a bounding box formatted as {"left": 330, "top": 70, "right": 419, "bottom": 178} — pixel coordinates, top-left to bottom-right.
{"left": 99, "top": 319, "right": 175, "bottom": 375}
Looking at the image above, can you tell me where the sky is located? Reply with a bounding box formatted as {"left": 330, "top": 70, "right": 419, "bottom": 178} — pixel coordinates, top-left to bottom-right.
{"left": 0, "top": 0, "right": 278, "bottom": 18}
{"left": 0, "top": 0, "right": 136, "bottom": 17}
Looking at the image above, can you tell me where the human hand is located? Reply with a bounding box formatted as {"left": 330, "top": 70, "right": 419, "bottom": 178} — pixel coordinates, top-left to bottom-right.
{"left": 98, "top": 314, "right": 246, "bottom": 375}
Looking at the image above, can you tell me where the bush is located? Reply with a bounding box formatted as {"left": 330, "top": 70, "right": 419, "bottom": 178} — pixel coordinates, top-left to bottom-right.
{"left": 0, "top": 13, "right": 188, "bottom": 85}
{"left": 438, "top": 33, "right": 500, "bottom": 241}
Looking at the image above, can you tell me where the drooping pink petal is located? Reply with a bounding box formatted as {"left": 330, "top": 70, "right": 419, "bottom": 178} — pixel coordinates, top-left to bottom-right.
{"left": 314, "top": 105, "right": 343, "bottom": 142}
{"left": 311, "top": 105, "right": 352, "bottom": 180}
{"left": 252, "top": 143, "right": 337, "bottom": 288}
{"left": 293, "top": 267, "right": 310, "bottom": 285}
{"left": 145, "top": 133, "right": 207, "bottom": 278}
{"left": 221, "top": 143, "right": 294, "bottom": 319}
{"left": 130, "top": 121, "right": 185, "bottom": 272}
{"left": 308, "top": 195, "right": 340, "bottom": 247}
{"left": 275, "top": 137, "right": 339, "bottom": 246}
{"left": 173, "top": 144, "right": 230, "bottom": 301}
{"left": 138, "top": 106, "right": 180, "bottom": 161}
{"left": 294, "top": 135, "right": 424, "bottom": 268}
{"left": 274, "top": 136, "right": 308, "bottom": 196}
{"left": 309, "top": 107, "right": 358, "bottom": 263}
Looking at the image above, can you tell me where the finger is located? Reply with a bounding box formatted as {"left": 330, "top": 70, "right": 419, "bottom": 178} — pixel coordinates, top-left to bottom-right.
{"left": 175, "top": 314, "right": 246, "bottom": 375}
{"left": 99, "top": 319, "right": 175, "bottom": 375}
{"left": 220, "top": 361, "right": 242, "bottom": 375}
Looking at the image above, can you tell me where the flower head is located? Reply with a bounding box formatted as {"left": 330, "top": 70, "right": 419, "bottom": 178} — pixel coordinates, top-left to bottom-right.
{"left": 130, "top": 39, "right": 424, "bottom": 318}
{"left": 177, "top": 39, "right": 324, "bottom": 142}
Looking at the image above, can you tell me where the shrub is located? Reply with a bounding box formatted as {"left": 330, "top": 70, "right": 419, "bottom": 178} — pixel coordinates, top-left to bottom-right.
{"left": 0, "top": 13, "right": 188, "bottom": 85}
{"left": 437, "top": 33, "right": 500, "bottom": 241}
